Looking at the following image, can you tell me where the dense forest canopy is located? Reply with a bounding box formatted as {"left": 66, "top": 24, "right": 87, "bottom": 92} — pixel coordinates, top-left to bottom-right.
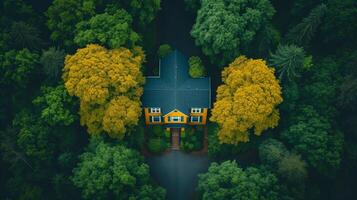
{"left": 1, "top": 0, "right": 357, "bottom": 199}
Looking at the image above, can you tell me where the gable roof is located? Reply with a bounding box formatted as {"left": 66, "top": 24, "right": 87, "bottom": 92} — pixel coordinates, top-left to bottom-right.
{"left": 141, "top": 50, "right": 211, "bottom": 115}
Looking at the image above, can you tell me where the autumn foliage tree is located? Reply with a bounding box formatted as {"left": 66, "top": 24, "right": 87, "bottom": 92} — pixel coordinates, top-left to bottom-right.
{"left": 210, "top": 56, "right": 283, "bottom": 144}
{"left": 63, "top": 44, "right": 144, "bottom": 138}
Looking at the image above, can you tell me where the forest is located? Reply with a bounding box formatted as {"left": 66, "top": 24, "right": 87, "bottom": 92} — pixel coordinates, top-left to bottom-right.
{"left": 0, "top": 0, "right": 357, "bottom": 200}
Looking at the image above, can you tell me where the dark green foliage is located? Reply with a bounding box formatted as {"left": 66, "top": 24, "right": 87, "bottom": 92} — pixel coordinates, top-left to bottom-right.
{"left": 147, "top": 138, "right": 168, "bottom": 153}
{"left": 104, "top": 0, "right": 161, "bottom": 27}
{"left": 8, "top": 22, "right": 43, "bottom": 50}
{"left": 269, "top": 45, "right": 305, "bottom": 81}
{"left": 282, "top": 106, "right": 344, "bottom": 176}
{"left": 74, "top": 9, "right": 140, "bottom": 48}
{"left": 126, "top": 119, "right": 146, "bottom": 150}
{"left": 12, "top": 110, "right": 54, "bottom": 161}
{"left": 280, "top": 81, "right": 300, "bottom": 115}
{"left": 259, "top": 138, "right": 287, "bottom": 167}
{"left": 337, "top": 76, "right": 357, "bottom": 111}
{"left": 0, "top": 48, "right": 39, "bottom": 88}
{"left": 247, "top": 24, "right": 281, "bottom": 58}
{"left": 32, "top": 85, "right": 77, "bottom": 126}
{"left": 285, "top": 4, "right": 327, "bottom": 46}
{"left": 302, "top": 57, "right": 340, "bottom": 119}
{"left": 198, "top": 161, "right": 280, "bottom": 200}
{"left": 46, "top": 0, "right": 96, "bottom": 48}
{"left": 72, "top": 138, "right": 166, "bottom": 199}
{"left": 157, "top": 44, "right": 172, "bottom": 58}
{"left": 191, "top": 0, "right": 275, "bottom": 66}
{"left": 180, "top": 126, "right": 203, "bottom": 152}
{"left": 277, "top": 153, "right": 307, "bottom": 184}
{"left": 1, "top": 0, "right": 34, "bottom": 21}
{"left": 188, "top": 56, "right": 205, "bottom": 78}
{"left": 184, "top": 0, "right": 201, "bottom": 12}
{"left": 40, "top": 47, "right": 65, "bottom": 80}
{"left": 322, "top": 0, "right": 357, "bottom": 48}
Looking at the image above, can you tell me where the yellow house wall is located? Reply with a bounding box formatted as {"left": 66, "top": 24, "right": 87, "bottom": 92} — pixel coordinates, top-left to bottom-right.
{"left": 144, "top": 108, "right": 163, "bottom": 125}
{"left": 189, "top": 108, "right": 208, "bottom": 125}
{"left": 144, "top": 108, "right": 208, "bottom": 125}
{"left": 163, "top": 110, "right": 188, "bottom": 124}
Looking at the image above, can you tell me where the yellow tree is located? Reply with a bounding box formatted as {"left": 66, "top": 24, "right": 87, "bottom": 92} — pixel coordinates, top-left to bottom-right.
{"left": 63, "top": 44, "right": 145, "bottom": 138}
{"left": 210, "top": 56, "right": 283, "bottom": 144}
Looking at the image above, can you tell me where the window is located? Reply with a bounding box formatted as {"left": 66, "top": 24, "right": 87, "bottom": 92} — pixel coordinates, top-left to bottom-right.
{"left": 150, "top": 107, "right": 161, "bottom": 113}
{"left": 168, "top": 116, "right": 184, "bottom": 122}
{"left": 191, "top": 116, "right": 202, "bottom": 123}
{"left": 191, "top": 108, "right": 202, "bottom": 113}
{"left": 150, "top": 116, "right": 161, "bottom": 123}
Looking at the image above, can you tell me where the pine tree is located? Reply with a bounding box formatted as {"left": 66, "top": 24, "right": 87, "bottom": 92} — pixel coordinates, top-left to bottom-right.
{"left": 285, "top": 4, "right": 327, "bottom": 46}
{"left": 269, "top": 45, "right": 305, "bottom": 81}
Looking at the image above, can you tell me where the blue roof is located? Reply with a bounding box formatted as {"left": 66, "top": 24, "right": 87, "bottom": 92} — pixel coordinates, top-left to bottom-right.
{"left": 142, "top": 50, "right": 211, "bottom": 115}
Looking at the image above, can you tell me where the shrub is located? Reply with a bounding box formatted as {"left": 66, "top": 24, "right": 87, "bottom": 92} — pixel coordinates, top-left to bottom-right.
{"left": 148, "top": 138, "right": 167, "bottom": 153}
{"left": 164, "top": 129, "right": 171, "bottom": 138}
{"left": 181, "top": 127, "right": 203, "bottom": 152}
{"left": 188, "top": 56, "right": 206, "bottom": 78}
{"left": 152, "top": 126, "right": 164, "bottom": 137}
{"left": 157, "top": 44, "right": 172, "bottom": 58}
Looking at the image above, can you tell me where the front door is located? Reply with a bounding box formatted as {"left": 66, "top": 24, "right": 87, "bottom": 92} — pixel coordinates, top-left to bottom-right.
{"left": 170, "top": 128, "right": 180, "bottom": 150}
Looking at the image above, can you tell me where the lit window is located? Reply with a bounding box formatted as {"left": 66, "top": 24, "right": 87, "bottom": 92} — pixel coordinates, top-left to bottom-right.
{"left": 150, "top": 116, "right": 161, "bottom": 122}
{"left": 191, "top": 116, "right": 201, "bottom": 123}
{"left": 168, "top": 116, "right": 184, "bottom": 122}
{"left": 150, "top": 107, "right": 161, "bottom": 113}
{"left": 191, "top": 108, "right": 202, "bottom": 113}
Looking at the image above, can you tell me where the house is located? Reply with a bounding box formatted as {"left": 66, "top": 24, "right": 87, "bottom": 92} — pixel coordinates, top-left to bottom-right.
{"left": 141, "top": 50, "right": 211, "bottom": 130}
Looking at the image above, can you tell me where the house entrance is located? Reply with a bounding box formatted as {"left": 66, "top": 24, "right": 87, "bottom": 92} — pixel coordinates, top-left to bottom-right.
{"left": 170, "top": 128, "right": 180, "bottom": 150}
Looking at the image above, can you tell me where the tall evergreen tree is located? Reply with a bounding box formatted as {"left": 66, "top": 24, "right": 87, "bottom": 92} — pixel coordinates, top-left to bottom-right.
{"left": 269, "top": 45, "right": 305, "bottom": 81}
{"left": 285, "top": 4, "right": 327, "bottom": 46}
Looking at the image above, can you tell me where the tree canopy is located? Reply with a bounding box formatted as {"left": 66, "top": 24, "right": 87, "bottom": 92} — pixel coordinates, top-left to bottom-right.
{"left": 269, "top": 45, "right": 306, "bottom": 81}
{"left": 198, "top": 161, "right": 280, "bottom": 200}
{"left": 46, "top": 0, "right": 96, "bottom": 48}
{"left": 191, "top": 0, "right": 275, "bottom": 66}
{"left": 63, "top": 44, "right": 145, "bottom": 138}
{"left": 0, "top": 48, "right": 39, "bottom": 88}
{"left": 72, "top": 138, "right": 166, "bottom": 200}
{"left": 210, "top": 56, "right": 283, "bottom": 144}
{"left": 282, "top": 105, "right": 343, "bottom": 176}
{"left": 74, "top": 9, "right": 140, "bottom": 49}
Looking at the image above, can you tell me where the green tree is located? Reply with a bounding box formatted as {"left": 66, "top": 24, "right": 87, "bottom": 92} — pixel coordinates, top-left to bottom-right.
{"left": 277, "top": 153, "right": 307, "bottom": 183}
{"left": 40, "top": 47, "right": 66, "bottom": 80}
{"left": 302, "top": 57, "right": 340, "bottom": 119}
{"left": 198, "top": 161, "right": 280, "bottom": 200}
{"left": 280, "top": 81, "right": 300, "bottom": 115}
{"left": 8, "top": 22, "right": 43, "bottom": 50}
{"left": 0, "top": 48, "right": 39, "bottom": 88}
{"left": 269, "top": 45, "right": 305, "bottom": 81}
{"left": 72, "top": 138, "right": 166, "bottom": 200}
{"left": 12, "top": 110, "right": 54, "bottom": 162}
{"left": 259, "top": 138, "right": 287, "bottom": 167}
{"left": 246, "top": 24, "right": 281, "bottom": 58}
{"left": 105, "top": 0, "right": 161, "bottom": 27}
{"left": 322, "top": 0, "right": 357, "bottom": 48}
{"left": 74, "top": 9, "right": 139, "bottom": 49}
{"left": 157, "top": 44, "right": 172, "bottom": 58}
{"left": 285, "top": 4, "right": 327, "bottom": 46}
{"left": 191, "top": 0, "right": 275, "bottom": 66}
{"left": 188, "top": 56, "right": 205, "bottom": 78}
{"left": 46, "top": 0, "right": 96, "bottom": 48}
{"left": 337, "top": 76, "right": 357, "bottom": 111}
{"left": 281, "top": 106, "right": 343, "bottom": 176}
{"left": 32, "top": 85, "right": 77, "bottom": 126}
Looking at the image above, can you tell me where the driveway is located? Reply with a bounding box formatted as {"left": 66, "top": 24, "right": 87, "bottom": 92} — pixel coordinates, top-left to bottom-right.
{"left": 147, "top": 151, "right": 210, "bottom": 200}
